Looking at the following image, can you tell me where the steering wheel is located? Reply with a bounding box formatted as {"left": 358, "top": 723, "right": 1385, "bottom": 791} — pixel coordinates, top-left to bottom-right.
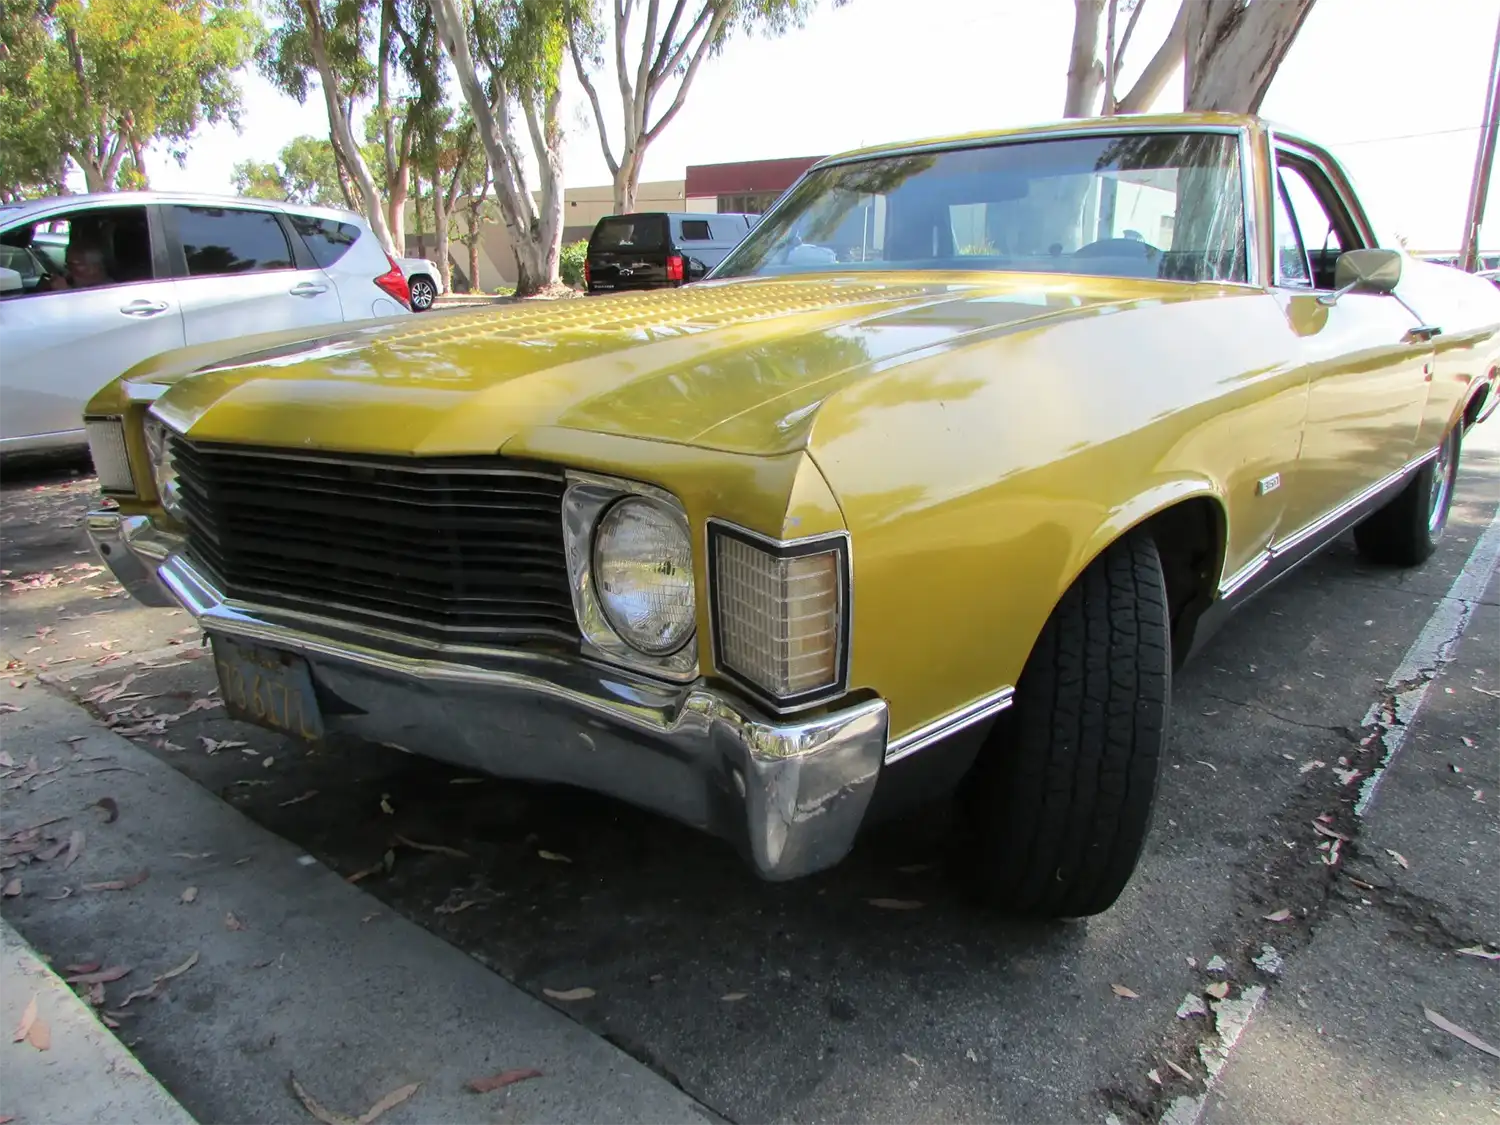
{"left": 1073, "top": 237, "right": 1161, "bottom": 260}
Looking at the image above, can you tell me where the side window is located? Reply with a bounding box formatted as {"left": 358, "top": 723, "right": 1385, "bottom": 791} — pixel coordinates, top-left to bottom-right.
{"left": 286, "top": 215, "right": 360, "bottom": 269}
{"left": 1272, "top": 175, "right": 1312, "bottom": 288}
{"left": 173, "top": 206, "right": 294, "bottom": 276}
{"left": 679, "top": 219, "right": 713, "bottom": 241}
{"left": 1275, "top": 154, "right": 1359, "bottom": 289}
{"left": 0, "top": 206, "right": 154, "bottom": 298}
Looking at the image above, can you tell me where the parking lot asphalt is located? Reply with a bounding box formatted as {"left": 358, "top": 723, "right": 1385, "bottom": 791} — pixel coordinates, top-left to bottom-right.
{"left": 2, "top": 423, "right": 1497, "bottom": 1124}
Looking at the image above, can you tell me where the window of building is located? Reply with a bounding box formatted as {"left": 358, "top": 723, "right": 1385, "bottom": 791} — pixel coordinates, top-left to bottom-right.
{"left": 718, "top": 192, "right": 780, "bottom": 215}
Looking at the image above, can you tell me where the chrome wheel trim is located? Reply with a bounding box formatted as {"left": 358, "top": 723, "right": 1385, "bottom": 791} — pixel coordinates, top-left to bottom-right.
{"left": 1427, "top": 431, "right": 1456, "bottom": 534}
{"left": 409, "top": 279, "right": 435, "bottom": 309}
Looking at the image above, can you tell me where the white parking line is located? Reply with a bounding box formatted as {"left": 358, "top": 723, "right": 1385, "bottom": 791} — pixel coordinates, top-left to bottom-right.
{"left": 1149, "top": 500, "right": 1500, "bottom": 1125}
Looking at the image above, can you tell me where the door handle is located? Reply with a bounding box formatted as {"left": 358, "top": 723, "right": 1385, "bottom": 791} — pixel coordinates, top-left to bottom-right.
{"left": 290, "top": 282, "right": 329, "bottom": 297}
{"left": 119, "top": 299, "right": 169, "bottom": 317}
{"left": 1404, "top": 324, "right": 1442, "bottom": 343}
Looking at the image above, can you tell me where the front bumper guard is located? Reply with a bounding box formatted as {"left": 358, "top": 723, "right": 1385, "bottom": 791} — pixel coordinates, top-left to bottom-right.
{"left": 87, "top": 511, "right": 889, "bottom": 880}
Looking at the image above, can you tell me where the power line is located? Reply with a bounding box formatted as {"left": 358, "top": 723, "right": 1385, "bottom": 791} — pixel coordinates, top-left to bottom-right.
{"left": 1329, "top": 125, "right": 1484, "bottom": 146}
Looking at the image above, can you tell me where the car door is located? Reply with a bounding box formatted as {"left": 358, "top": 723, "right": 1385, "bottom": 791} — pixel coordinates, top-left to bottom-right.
{"left": 0, "top": 203, "right": 184, "bottom": 452}
{"left": 1267, "top": 141, "right": 1433, "bottom": 539}
{"left": 164, "top": 203, "right": 343, "bottom": 346}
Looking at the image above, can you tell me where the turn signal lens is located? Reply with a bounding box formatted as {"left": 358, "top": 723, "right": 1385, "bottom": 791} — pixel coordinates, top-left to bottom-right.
{"left": 711, "top": 527, "right": 846, "bottom": 705}
{"left": 84, "top": 416, "right": 134, "bottom": 494}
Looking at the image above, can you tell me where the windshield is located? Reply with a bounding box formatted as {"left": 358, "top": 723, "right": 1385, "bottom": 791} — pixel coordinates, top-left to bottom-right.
{"left": 713, "top": 131, "right": 1248, "bottom": 284}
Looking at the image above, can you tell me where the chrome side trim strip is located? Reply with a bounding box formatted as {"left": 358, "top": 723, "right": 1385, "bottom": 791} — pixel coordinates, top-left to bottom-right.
{"left": 1218, "top": 550, "right": 1271, "bottom": 599}
{"left": 1217, "top": 447, "right": 1439, "bottom": 598}
{"left": 885, "top": 686, "right": 1016, "bottom": 765}
{"left": 1273, "top": 448, "right": 1438, "bottom": 559}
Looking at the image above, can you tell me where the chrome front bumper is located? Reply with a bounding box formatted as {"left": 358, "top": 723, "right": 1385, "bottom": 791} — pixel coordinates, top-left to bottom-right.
{"left": 87, "top": 512, "right": 889, "bottom": 880}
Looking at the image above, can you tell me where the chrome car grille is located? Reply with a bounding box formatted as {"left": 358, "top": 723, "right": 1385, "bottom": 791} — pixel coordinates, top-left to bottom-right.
{"left": 171, "top": 439, "right": 579, "bottom": 646}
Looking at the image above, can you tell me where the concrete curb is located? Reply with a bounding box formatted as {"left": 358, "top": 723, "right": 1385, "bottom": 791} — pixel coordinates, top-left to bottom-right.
{"left": 0, "top": 679, "right": 715, "bottom": 1125}
{"left": 1, "top": 915, "right": 197, "bottom": 1125}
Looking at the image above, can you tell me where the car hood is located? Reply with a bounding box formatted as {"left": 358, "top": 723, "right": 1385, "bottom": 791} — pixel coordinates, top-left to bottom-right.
{"left": 145, "top": 273, "right": 1213, "bottom": 458}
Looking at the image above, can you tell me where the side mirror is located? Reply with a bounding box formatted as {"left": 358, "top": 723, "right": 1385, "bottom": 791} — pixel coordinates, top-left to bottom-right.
{"left": 0, "top": 267, "right": 22, "bottom": 295}
{"left": 685, "top": 256, "right": 709, "bottom": 283}
{"left": 1332, "top": 248, "right": 1402, "bottom": 295}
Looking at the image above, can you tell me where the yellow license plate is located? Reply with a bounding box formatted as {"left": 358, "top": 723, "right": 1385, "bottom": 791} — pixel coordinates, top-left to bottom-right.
{"left": 212, "top": 636, "right": 324, "bottom": 741}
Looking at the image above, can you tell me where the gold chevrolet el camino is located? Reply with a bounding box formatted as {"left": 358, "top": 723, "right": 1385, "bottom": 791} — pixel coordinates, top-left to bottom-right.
{"left": 85, "top": 113, "right": 1500, "bottom": 916}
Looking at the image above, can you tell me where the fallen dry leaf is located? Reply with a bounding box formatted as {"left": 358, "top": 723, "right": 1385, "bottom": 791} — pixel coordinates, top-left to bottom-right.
{"left": 64, "top": 961, "right": 101, "bottom": 974}
{"left": 1386, "top": 849, "right": 1410, "bottom": 870}
{"left": 535, "top": 849, "right": 571, "bottom": 864}
{"left": 345, "top": 861, "right": 384, "bottom": 884}
{"left": 720, "top": 992, "right": 748, "bottom": 1002}
{"left": 289, "top": 1073, "right": 355, "bottom": 1125}
{"left": 467, "top": 1068, "right": 543, "bottom": 1094}
{"left": 224, "top": 912, "right": 245, "bottom": 931}
{"left": 1455, "top": 946, "right": 1500, "bottom": 961}
{"left": 395, "top": 834, "right": 470, "bottom": 859}
{"left": 1205, "top": 981, "right": 1231, "bottom": 1000}
{"left": 0, "top": 751, "right": 12, "bottom": 768}
{"left": 64, "top": 965, "right": 131, "bottom": 985}
{"left": 1425, "top": 1007, "right": 1500, "bottom": 1060}
{"left": 171, "top": 852, "right": 212, "bottom": 860}
{"left": 0, "top": 702, "right": 23, "bottom": 714}
{"left": 867, "top": 898, "right": 924, "bottom": 910}
{"left": 43, "top": 888, "right": 73, "bottom": 901}
{"left": 543, "top": 986, "right": 596, "bottom": 1002}
{"left": 1166, "top": 1060, "right": 1194, "bottom": 1083}
{"left": 82, "top": 870, "right": 148, "bottom": 892}
{"left": 434, "top": 899, "right": 476, "bottom": 915}
{"left": 1263, "top": 908, "right": 1293, "bottom": 922}
{"left": 62, "top": 829, "right": 85, "bottom": 869}
{"left": 158, "top": 951, "right": 200, "bottom": 984}
{"left": 1311, "top": 821, "right": 1349, "bottom": 842}
{"left": 180, "top": 886, "right": 198, "bottom": 904}
{"left": 288, "top": 1075, "right": 421, "bottom": 1125}
{"left": 355, "top": 1081, "right": 420, "bottom": 1124}
{"left": 1110, "top": 983, "right": 1139, "bottom": 999}
{"left": 26, "top": 1016, "right": 50, "bottom": 1051}
{"left": 379, "top": 795, "right": 394, "bottom": 815}
{"left": 2, "top": 878, "right": 20, "bottom": 898}
{"left": 90, "top": 797, "right": 120, "bottom": 824}
{"left": 11, "top": 995, "right": 37, "bottom": 1042}
{"left": 278, "top": 790, "right": 319, "bottom": 807}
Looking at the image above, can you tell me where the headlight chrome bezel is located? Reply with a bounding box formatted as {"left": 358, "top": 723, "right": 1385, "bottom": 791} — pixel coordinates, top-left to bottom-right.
{"left": 562, "top": 472, "right": 698, "bottom": 681}
{"left": 142, "top": 411, "right": 184, "bottom": 517}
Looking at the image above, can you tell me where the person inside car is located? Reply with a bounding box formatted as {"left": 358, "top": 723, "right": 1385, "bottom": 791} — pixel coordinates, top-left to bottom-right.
{"left": 44, "top": 240, "right": 112, "bottom": 291}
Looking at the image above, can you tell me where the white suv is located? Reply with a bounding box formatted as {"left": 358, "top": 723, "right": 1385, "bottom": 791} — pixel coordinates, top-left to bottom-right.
{"left": 397, "top": 256, "right": 444, "bottom": 311}
{"left": 0, "top": 192, "right": 413, "bottom": 454}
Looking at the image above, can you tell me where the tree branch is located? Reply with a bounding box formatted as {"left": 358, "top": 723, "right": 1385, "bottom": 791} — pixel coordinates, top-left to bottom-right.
{"left": 1114, "top": 0, "right": 1146, "bottom": 81}
{"left": 633, "top": 0, "right": 660, "bottom": 131}
{"left": 641, "top": 4, "right": 728, "bottom": 144}
{"left": 1115, "top": 0, "right": 1187, "bottom": 114}
{"left": 648, "top": 0, "right": 690, "bottom": 82}
{"left": 570, "top": 30, "right": 619, "bottom": 175}
{"left": 653, "top": 3, "right": 712, "bottom": 90}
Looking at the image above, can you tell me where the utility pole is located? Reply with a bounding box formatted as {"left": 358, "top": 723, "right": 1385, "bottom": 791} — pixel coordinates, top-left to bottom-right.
{"left": 1460, "top": 10, "right": 1500, "bottom": 272}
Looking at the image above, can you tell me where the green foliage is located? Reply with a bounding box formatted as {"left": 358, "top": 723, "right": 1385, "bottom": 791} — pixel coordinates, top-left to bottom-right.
{"left": 232, "top": 134, "right": 349, "bottom": 206}
{"left": 559, "top": 238, "right": 587, "bottom": 287}
{"left": 0, "top": 0, "right": 63, "bottom": 198}
{"left": 258, "top": 0, "right": 374, "bottom": 105}
{"left": 1, "top": 0, "right": 261, "bottom": 196}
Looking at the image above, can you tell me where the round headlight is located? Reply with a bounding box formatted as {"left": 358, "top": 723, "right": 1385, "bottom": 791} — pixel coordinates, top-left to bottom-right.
{"left": 592, "top": 497, "right": 696, "bottom": 656}
{"left": 143, "top": 416, "right": 183, "bottom": 516}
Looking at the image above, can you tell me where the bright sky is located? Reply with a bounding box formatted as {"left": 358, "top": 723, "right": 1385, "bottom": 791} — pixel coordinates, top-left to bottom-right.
{"left": 143, "top": 0, "right": 1498, "bottom": 251}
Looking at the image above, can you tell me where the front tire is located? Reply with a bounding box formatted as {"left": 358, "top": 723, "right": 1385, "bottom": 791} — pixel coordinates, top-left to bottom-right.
{"left": 958, "top": 533, "right": 1170, "bottom": 918}
{"left": 1353, "top": 425, "right": 1461, "bottom": 567}
{"left": 408, "top": 276, "right": 436, "bottom": 311}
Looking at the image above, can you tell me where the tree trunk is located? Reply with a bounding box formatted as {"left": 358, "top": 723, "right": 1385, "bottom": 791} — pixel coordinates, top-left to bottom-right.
{"left": 301, "top": 0, "right": 396, "bottom": 255}
{"left": 431, "top": 0, "right": 560, "bottom": 296}
{"left": 1116, "top": 1, "right": 1190, "bottom": 114}
{"left": 1184, "top": 0, "right": 1316, "bottom": 112}
{"left": 413, "top": 172, "right": 428, "bottom": 258}
{"left": 1064, "top": 0, "right": 1105, "bottom": 117}
{"left": 433, "top": 181, "right": 451, "bottom": 291}
{"left": 468, "top": 235, "right": 481, "bottom": 294}
{"left": 613, "top": 147, "right": 642, "bottom": 214}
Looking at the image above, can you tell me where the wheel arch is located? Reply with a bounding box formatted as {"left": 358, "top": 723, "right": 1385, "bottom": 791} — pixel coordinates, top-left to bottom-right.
{"left": 1068, "top": 481, "right": 1229, "bottom": 669}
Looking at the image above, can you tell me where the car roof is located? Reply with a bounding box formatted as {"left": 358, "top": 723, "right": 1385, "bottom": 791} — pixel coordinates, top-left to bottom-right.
{"left": 0, "top": 191, "right": 365, "bottom": 226}
{"left": 816, "top": 111, "right": 1261, "bottom": 167}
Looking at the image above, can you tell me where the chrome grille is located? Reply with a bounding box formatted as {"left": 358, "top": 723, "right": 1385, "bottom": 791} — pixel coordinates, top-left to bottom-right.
{"left": 171, "top": 439, "right": 578, "bottom": 645}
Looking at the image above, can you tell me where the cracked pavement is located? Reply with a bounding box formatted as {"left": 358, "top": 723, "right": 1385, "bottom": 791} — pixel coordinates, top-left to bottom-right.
{"left": 1, "top": 421, "right": 1497, "bottom": 1124}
